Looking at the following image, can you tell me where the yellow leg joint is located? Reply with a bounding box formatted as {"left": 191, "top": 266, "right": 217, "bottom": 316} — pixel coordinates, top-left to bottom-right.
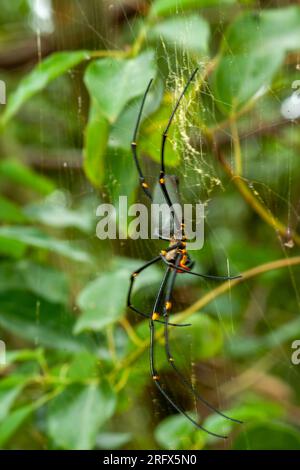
{"left": 159, "top": 178, "right": 165, "bottom": 184}
{"left": 152, "top": 312, "right": 160, "bottom": 321}
{"left": 165, "top": 301, "right": 172, "bottom": 311}
{"left": 142, "top": 182, "right": 149, "bottom": 188}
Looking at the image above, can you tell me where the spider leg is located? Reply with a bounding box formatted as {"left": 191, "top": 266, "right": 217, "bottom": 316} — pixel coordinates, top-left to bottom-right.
{"left": 131, "top": 79, "right": 153, "bottom": 200}
{"left": 127, "top": 255, "right": 191, "bottom": 327}
{"left": 160, "top": 254, "right": 241, "bottom": 281}
{"left": 149, "top": 267, "right": 227, "bottom": 439}
{"left": 163, "top": 254, "right": 243, "bottom": 425}
{"left": 159, "top": 68, "right": 198, "bottom": 212}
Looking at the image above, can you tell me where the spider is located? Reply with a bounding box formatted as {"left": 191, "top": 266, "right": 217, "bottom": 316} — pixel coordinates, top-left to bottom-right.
{"left": 127, "top": 68, "right": 242, "bottom": 438}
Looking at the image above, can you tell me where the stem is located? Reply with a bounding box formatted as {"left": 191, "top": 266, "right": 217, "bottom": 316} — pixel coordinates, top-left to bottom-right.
{"left": 120, "top": 318, "right": 144, "bottom": 346}
{"left": 107, "top": 326, "right": 117, "bottom": 363}
{"left": 89, "top": 50, "right": 129, "bottom": 59}
{"left": 230, "top": 118, "right": 242, "bottom": 175}
{"left": 217, "top": 148, "right": 300, "bottom": 246}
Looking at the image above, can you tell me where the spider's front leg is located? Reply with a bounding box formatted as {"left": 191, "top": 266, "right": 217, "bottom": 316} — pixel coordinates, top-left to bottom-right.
{"left": 160, "top": 254, "right": 242, "bottom": 281}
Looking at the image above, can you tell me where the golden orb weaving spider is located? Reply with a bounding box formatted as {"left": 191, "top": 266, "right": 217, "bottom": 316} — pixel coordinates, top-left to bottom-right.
{"left": 127, "top": 68, "right": 242, "bottom": 438}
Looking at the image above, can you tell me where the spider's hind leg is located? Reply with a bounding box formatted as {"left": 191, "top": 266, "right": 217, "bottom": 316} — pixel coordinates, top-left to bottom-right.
{"left": 162, "top": 253, "right": 243, "bottom": 425}
{"left": 149, "top": 272, "right": 227, "bottom": 439}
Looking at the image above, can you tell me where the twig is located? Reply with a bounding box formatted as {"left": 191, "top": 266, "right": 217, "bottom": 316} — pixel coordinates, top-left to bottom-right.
{"left": 211, "top": 141, "right": 300, "bottom": 246}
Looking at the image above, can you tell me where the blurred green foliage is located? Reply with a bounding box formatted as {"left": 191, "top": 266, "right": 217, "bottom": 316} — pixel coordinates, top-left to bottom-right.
{"left": 0, "top": 0, "right": 300, "bottom": 450}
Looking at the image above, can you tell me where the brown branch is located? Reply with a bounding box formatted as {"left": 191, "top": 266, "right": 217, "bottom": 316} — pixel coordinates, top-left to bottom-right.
{"left": 210, "top": 139, "right": 300, "bottom": 246}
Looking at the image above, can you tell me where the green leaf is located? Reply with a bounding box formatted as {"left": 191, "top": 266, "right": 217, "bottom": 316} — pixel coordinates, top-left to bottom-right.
{"left": 105, "top": 149, "right": 138, "bottom": 236}
{"left": 75, "top": 258, "right": 161, "bottom": 333}
{"left": 0, "top": 195, "right": 27, "bottom": 223}
{"left": 47, "top": 382, "right": 116, "bottom": 450}
{"left": 0, "top": 291, "right": 94, "bottom": 353}
{"left": 84, "top": 50, "right": 156, "bottom": 123}
{"left": 150, "top": 15, "right": 210, "bottom": 54}
{"left": 67, "top": 351, "right": 99, "bottom": 381}
{"left": 96, "top": 432, "right": 132, "bottom": 450}
{"left": 155, "top": 413, "right": 206, "bottom": 450}
{"left": 203, "top": 397, "right": 284, "bottom": 444}
{"left": 0, "top": 376, "right": 27, "bottom": 421}
{"left": 213, "top": 52, "right": 283, "bottom": 113}
{"left": 233, "top": 422, "right": 300, "bottom": 450}
{"left": 0, "top": 260, "right": 69, "bottom": 304}
{"left": 223, "top": 6, "right": 300, "bottom": 55}
{"left": 0, "top": 404, "right": 34, "bottom": 448}
{"left": 83, "top": 100, "right": 110, "bottom": 187}
{"left": 0, "top": 237, "right": 26, "bottom": 258}
{"left": 24, "top": 190, "right": 94, "bottom": 233}
{"left": 212, "top": 6, "right": 300, "bottom": 113}
{"left": 74, "top": 269, "right": 129, "bottom": 333}
{"left": 109, "top": 79, "right": 164, "bottom": 151}
{"left": 2, "top": 50, "right": 90, "bottom": 125}
{"left": 0, "top": 226, "right": 91, "bottom": 263}
{"left": 150, "top": 0, "right": 236, "bottom": 18}
{"left": 227, "top": 316, "right": 300, "bottom": 358}
{"left": 139, "top": 99, "right": 181, "bottom": 167}
{"left": 0, "top": 159, "right": 55, "bottom": 195}
{"left": 171, "top": 313, "right": 223, "bottom": 360}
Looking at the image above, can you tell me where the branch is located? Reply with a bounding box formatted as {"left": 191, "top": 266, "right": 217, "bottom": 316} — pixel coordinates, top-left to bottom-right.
{"left": 213, "top": 143, "right": 300, "bottom": 246}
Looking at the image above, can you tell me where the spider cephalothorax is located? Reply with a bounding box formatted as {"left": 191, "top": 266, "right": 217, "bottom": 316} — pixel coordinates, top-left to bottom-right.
{"left": 127, "top": 69, "right": 242, "bottom": 438}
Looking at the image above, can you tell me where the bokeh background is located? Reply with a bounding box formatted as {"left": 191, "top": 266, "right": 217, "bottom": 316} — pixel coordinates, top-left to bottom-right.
{"left": 0, "top": 0, "right": 300, "bottom": 450}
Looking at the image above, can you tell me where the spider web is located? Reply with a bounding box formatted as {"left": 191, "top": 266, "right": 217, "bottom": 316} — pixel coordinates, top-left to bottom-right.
{"left": 26, "top": 0, "right": 300, "bottom": 450}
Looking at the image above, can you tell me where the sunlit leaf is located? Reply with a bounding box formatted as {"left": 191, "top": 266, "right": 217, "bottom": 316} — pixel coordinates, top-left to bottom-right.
{"left": 150, "top": 15, "right": 210, "bottom": 54}
{"left": 109, "top": 79, "right": 164, "bottom": 151}
{"left": 155, "top": 413, "right": 206, "bottom": 450}
{"left": 84, "top": 50, "right": 156, "bottom": 123}
{"left": 139, "top": 99, "right": 181, "bottom": 167}
{"left": 83, "top": 100, "right": 110, "bottom": 187}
